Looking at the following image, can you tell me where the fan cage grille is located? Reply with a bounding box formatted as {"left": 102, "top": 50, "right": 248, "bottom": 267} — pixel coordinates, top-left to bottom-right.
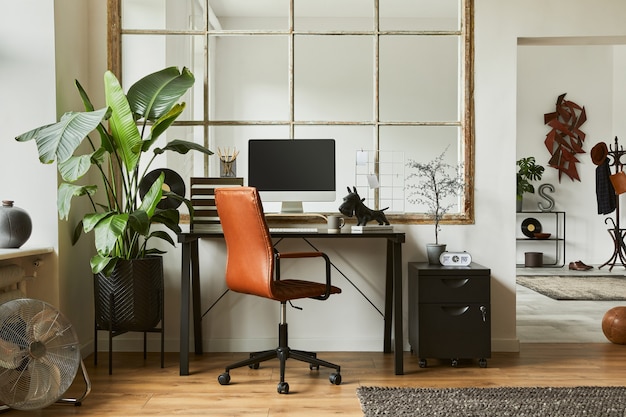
{"left": 0, "top": 298, "right": 80, "bottom": 410}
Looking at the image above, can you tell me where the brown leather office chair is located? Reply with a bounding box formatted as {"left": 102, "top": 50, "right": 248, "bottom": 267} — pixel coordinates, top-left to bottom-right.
{"left": 214, "top": 187, "right": 342, "bottom": 394}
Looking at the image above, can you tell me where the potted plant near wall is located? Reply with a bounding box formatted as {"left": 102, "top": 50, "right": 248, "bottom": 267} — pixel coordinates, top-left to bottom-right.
{"left": 516, "top": 156, "right": 545, "bottom": 212}
{"left": 16, "top": 67, "right": 212, "bottom": 335}
{"left": 406, "top": 147, "right": 466, "bottom": 265}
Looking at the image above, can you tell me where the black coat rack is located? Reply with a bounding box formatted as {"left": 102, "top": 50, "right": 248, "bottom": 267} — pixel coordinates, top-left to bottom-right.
{"left": 599, "top": 136, "right": 626, "bottom": 271}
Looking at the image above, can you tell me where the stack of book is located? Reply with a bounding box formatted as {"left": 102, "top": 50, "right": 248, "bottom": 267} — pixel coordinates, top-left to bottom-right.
{"left": 351, "top": 224, "right": 394, "bottom": 233}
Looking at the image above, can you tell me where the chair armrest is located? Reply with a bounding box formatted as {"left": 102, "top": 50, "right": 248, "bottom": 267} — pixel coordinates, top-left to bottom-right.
{"left": 275, "top": 251, "right": 333, "bottom": 300}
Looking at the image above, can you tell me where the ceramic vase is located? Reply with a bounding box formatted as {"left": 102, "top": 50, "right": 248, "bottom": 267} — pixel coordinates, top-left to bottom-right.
{"left": 426, "top": 243, "right": 447, "bottom": 265}
{"left": 0, "top": 200, "right": 32, "bottom": 248}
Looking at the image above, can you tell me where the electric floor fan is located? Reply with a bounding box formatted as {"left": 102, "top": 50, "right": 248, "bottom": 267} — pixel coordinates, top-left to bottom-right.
{"left": 0, "top": 298, "right": 91, "bottom": 411}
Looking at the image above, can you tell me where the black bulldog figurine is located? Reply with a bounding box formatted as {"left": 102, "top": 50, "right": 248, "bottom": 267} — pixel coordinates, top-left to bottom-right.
{"left": 339, "top": 186, "right": 390, "bottom": 226}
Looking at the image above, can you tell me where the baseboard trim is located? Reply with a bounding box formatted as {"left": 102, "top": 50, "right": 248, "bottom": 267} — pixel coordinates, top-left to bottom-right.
{"left": 492, "top": 338, "right": 520, "bottom": 352}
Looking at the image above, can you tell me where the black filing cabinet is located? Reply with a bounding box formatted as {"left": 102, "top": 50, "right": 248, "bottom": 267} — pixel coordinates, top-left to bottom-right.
{"left": 408, "top": 262, "right": 491, "bottom": 368}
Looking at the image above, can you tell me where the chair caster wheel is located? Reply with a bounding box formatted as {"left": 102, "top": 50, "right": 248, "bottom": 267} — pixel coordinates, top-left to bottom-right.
{"left": 249, "top": 363, "right": 260, "bottom": 369}
{"left": 329, "top": 373, "right": 342, "bottom": 385}
{"left": 309, "top": 364, "right": 320, "bottom": 371}
{"left": 218, "top": 372, "right": 231, "bottom": 385}
{"left": 277, "top": 381, "right": 290, "bottom": 394}
{"left": 419, "top": 359, "right": 427, "bottom": 368}
{"left": 451, "top": 359, "right": 459, "bottom": 367}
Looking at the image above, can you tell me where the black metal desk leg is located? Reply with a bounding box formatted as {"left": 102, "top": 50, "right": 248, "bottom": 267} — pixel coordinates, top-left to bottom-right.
{"left": 383, "top": 241, "right": 393, "bottom": 353}
{"left": 179, "top": 240, "right": 191, "bottom": 376}
{"left": 191, "top": 239, "right": 203, "bottom": 354}
{"left": 392, "top": 240, "right": 404, "bottom": 375}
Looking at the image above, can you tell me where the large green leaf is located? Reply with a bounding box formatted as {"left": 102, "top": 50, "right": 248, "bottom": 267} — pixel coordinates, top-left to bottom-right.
{"left": 154, "top": 139, "right": 214, "bottom": 156}
{"left": 75, "top": 79, "right": 96, "bottom": 112}
{"left": 147, "top": 230, "right": 176, "bottom": 247}
{"left": 151, "top": 209, "right": 181, "bottom": 233}
{"left": 57, "top": 183, "right": 97, "bottom": 220}
{"left": 127, "top": 66, "right": 195, "bottom": 121}
{"left": 138, "top": 172, "right": 164, "bottom": 218}
{"left": 83, "top": 212, "right": 111, "bottom": 233}
{"left": 75, "top": 79, "right": 116, "bottom": 153}
{"left": 91, "top": 212, "right": 129, "bottom": 256}
{"left": 72, "top": 220, "right": 84, "bottom": 245}
{"left": 141, "top": 103, "right": 185, "bottom": 151}
{"left": 90, "top": 254, "right": 117, "bottom": 275}
{"left": 58, "top": 153, "right": 93, "bottom": 182}
{"left": 15, "top": 108, "right": 108, "bottom": 164}
{"left": 128, "top": 210, "right": 150, "bottom": 236}
{"left": 104, "top": 71, "right": 142, "bottom": 173}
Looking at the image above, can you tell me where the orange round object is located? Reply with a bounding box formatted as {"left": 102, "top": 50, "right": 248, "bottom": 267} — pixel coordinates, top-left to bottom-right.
{"left": 602, "top": 307, "right": 626, "bottom": 344}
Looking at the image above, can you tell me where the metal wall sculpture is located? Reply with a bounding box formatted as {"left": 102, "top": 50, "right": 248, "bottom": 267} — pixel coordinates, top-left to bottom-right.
{"left": 543, "top": 93, "right": 587, "bottom": 182}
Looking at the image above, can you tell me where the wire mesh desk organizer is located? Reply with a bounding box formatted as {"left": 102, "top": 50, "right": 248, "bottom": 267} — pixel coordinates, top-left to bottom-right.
{"left": 599, "top": 137, "right": 626, "bottom": 270}
{"left": 354, "top": 150, "right": 404, "bottom": 212}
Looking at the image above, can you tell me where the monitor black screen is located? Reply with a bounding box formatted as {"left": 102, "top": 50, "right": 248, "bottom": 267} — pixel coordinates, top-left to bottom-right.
{"left": 248, "top": 139, "right": 336, "bottom": 212}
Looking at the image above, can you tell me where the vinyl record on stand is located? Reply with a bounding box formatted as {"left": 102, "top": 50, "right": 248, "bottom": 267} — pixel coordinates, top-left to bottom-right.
{"left": 139, "top": 168, "right": 186, "bottom": 209}
{"left": 521, "top": 217, "right": 542, "bottom": 238}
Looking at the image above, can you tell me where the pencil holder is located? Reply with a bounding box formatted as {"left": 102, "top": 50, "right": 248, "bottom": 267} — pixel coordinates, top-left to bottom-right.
{"left": 220, "top": 159, "right": 237, "bottom": 177}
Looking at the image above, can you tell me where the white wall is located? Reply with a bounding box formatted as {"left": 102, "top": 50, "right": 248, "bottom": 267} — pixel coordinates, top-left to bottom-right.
{"left": 7, "top": 1, "right": 626, "bottom": 360}
{"left": 80, "top": 0, "right": 626, "bottom": 356}
{"left": 474, "top": 0, "right": 626, "bottom": 351}
{"left": 517, "top": 43, "right": 625, "bottom": 265}
{"left": 0, "top": 2, "right": 59, "bottom": 305}
{"left": 53, "top": 0, "right": 108, "bottom": 357}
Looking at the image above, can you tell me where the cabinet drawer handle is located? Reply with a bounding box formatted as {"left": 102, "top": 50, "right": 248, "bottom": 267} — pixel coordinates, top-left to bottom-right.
{"left": 440, "top": 306, "right": 469, "bottom": 316}
{"left": 480, "top": 305, "right": 488, "bottom": 322}
{"left": 441, "top": 278, "right": 469, "bottom": 288}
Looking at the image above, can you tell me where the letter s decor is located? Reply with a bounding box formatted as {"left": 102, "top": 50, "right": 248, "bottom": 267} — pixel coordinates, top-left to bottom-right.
{"left": 538, "top": 183, "right": 555, "bottom": 212}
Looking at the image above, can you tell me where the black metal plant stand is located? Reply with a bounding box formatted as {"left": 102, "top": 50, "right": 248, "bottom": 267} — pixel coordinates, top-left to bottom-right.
{"left": 599, "top": 136, "right": 626, "bottom": 271}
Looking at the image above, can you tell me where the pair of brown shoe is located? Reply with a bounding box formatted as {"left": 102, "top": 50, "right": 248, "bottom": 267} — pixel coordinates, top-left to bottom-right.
{"left": 569, "top": 260, "right": 593, "bottom": 271}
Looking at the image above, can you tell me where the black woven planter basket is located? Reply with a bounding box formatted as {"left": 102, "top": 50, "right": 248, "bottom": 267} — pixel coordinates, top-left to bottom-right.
{"left": 94, "top": 257, "right": 163, "bottom": 332}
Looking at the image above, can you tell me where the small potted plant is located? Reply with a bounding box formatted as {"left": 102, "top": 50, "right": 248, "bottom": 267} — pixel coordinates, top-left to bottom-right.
{"left": 516, "top": 157, "right": 545, "bottom": 212}
{"left": 406, "top": 147, "right": 466, "bottom": 264}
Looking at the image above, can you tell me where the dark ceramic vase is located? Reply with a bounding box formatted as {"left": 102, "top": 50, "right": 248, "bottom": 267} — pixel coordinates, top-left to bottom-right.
{"left": 0, "top": 200, "right": 32, "bottom": 248}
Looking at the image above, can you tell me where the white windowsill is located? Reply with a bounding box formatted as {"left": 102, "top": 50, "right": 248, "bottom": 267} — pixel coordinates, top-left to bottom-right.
{"left": 0, "top": 247, "right": 54, "bottom": 261}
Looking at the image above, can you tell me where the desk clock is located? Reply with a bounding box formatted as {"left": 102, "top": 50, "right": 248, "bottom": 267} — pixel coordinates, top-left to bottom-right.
{"left": 439, "top": 251, "right": 472, "bottom": 266}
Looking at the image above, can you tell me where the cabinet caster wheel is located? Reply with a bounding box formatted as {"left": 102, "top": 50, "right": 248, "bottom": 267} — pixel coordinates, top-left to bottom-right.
{"left": 277, "top": 382, "right": 290, "bottom": 394}
{"left": 419, "top": 359, "right": 427, "bottom": 368}
{"left": 310, "top": 364, "right": 320, "bottom": 371}
{"left": 451, "top": 359, "right": 459, "bottom": 367}
{"left": 479, "top": 358, "right": 487, "bottom": 368}
{"left": 218, "top": 372, "right": 231, "bottom": 385}
{"left": 329, "top": 373, "right": 342, "bottom": 385}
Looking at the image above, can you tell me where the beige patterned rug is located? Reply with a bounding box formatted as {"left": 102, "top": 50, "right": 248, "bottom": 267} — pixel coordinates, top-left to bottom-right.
{"left": 516, "top": 275, "right": 626, "bottom": 300}
{"left": 356, "top": 386, "right": 626, "bottom": 416}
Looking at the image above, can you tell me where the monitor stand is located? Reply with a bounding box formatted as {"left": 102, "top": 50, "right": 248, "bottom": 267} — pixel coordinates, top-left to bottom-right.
{"left": 281, "top": 201, "right": 303, "bottom": 214}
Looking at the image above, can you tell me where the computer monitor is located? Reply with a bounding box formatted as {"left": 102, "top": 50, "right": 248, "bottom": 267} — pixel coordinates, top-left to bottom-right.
{"left": 248, "top": 139, "right": 336, "bottom": 213}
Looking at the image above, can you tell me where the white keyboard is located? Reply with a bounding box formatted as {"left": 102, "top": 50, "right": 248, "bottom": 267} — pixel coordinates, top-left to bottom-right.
{"left": 269, "top": 227, "right": 319, "bottom": 233}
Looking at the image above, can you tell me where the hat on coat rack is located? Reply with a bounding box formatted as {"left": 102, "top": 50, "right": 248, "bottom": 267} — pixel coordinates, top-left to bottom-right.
{"left": 591, "top": 141, "right": 609, "bottom": 166}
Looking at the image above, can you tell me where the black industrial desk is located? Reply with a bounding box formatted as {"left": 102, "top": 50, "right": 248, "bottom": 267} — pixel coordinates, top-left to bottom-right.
{"left": 177, "top": 228, "right": 406, "bottom": 376}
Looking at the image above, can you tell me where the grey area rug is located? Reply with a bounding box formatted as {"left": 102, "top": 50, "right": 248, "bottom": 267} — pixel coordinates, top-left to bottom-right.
{"left": 356, "top": 386, "right": 626, "bottom": 416}
{"left": 516, "top": 275, "right": 626, "bottom": 301}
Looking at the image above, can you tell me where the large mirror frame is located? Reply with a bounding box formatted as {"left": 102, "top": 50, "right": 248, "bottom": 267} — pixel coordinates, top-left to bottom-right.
{"left": 106, "top": 0, "right": 474, "bottom": 225}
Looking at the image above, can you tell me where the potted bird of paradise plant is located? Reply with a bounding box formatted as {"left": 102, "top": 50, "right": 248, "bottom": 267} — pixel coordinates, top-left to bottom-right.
{"left": 16, "top": 67, "right": 212, "bottom": 346}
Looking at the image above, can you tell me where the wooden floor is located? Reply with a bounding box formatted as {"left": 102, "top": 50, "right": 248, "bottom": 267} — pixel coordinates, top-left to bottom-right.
{"left": 23, "top": 344, "right": 626, "bottom": 416}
